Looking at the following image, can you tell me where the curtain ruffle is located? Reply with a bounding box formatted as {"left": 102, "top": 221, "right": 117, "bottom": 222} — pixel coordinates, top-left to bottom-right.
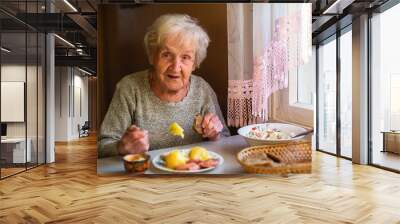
{"left": 227, "top": 4, "right": 311, "bottom": 128}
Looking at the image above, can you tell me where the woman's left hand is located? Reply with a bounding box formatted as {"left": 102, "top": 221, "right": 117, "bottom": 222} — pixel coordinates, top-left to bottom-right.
{"left": 201, "top": 112, "right": 223, "bottom": 141}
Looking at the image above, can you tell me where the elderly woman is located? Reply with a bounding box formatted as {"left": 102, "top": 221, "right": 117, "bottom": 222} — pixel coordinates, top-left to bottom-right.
{"left": 98, "top": 14, "right": 230, "bottom": 157}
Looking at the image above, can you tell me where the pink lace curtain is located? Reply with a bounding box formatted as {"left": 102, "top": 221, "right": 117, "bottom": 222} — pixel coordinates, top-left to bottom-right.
{"left": 227, "top": 4, "right": 312, "bottom": 127}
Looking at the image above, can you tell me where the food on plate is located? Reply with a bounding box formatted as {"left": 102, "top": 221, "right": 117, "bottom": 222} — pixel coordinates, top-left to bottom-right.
{"left": 188, "top": 146, "right": 210, "bottom": 161}
{"left": 161, "top": 147, "right": 219, "bottom": 171}
{"left": 164, "top": 149, "right": 188, "bottom": 169}
{"left": 198, "top": 159, "right": 219, "bottom": 168}
{"left": 169, "top": 122, "right": 184, "bottom": 138}
{"left": 247, "top": 126, "right": 290, "bottom": 140}
{"left": 175, "top": 162, "right": 200, "bottom": 171}
{"left": 192, "top": 114, "right": 203, "bottom": 134}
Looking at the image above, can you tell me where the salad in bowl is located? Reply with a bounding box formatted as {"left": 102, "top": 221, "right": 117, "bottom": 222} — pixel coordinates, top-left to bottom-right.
{"left": 238, "top": 122, "right": 310, "bottom": 146}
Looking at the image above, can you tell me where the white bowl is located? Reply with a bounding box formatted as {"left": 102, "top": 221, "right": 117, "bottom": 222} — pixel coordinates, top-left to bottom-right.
{"left": 237, "top": 122, "right": 308, "bottom": 146}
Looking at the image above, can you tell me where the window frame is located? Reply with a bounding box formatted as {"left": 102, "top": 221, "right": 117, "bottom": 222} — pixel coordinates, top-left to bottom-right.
{"left": 289, "top": 46, "right": 316, "bottom": 111}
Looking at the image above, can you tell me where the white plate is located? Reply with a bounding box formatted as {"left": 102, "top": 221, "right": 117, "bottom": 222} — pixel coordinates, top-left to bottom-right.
{"left": 238, "top": 122, "right": 308, "bottom": 146}
{"left": 152, "top": 149, "right": 224, "bottom": 173}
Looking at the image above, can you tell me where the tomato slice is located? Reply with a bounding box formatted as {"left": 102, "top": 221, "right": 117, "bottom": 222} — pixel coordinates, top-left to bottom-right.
{"left": 175, "top": 162, "right": 200, "bottom": 170}
{"left": 187, "top": 159, "right": 201, "bottom": 164}
{"left": 187, "top": 162, "right": 200, "bottom": 170}
{"left": 199, "top": 159, "right": 219, "bottom": 168}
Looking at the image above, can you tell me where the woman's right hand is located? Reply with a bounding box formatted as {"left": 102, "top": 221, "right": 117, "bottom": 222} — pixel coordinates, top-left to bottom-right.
{"left": 117, "top": 125, "right": 149, "bottom": 155}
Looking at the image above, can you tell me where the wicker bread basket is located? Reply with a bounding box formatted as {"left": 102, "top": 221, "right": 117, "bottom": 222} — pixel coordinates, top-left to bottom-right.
{"left": 237, "top": 141, "right": 312, "bottom": 174}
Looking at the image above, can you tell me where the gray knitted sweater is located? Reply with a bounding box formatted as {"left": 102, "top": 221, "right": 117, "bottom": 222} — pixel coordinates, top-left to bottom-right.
{"left": 98, "top": 70, "right": 230, "bottom": 158}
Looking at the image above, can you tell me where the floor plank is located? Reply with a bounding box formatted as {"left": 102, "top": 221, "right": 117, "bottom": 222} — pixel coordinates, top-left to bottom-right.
{"left": 1, "top": 135, "right": 400, "bottom": 223}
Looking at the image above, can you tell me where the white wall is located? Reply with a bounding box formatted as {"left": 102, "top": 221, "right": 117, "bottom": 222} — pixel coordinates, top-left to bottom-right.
{"left": 1, "top": 65, "right": 27, "bottom": 141}
{"left": 71, "top": 72, "right": 89, "bottom": 138}
{"left": 55, "top": 67, "right": 69, "bottom": 141}
{"left": 1, "top": 65, "right": 38, "bottom": 137}
{"left": 54, "top": 67, "right": 89, "bottom": 141}
{"left": 1, "top": 63, "right": 46, "bottom": 164}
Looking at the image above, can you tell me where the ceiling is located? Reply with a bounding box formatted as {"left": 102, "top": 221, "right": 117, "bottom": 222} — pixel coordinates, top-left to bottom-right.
{"left": 311, "top": 0, "right": 390, "bottom": 43}
{"left": 0, "top": 0, "right": 395, "bottom": 75}
{"left": 0, "top": 0, "right": 97, "bottom": 74}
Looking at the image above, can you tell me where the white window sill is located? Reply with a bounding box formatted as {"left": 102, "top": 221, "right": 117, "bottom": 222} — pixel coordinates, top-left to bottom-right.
{"left": 289, "top": 102, "right": 314, "bottom": 110}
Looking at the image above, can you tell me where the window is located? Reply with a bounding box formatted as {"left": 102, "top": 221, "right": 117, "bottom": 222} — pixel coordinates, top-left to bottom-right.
{"left": 390, "top": 74, "right": 400, "bottom": 130}
{"left": 371, "top": 2, "right": 400, "bottom": 171}
{"left": 0, "top": 1, "right": 47, "bottom": 179}
{"left": 317, "top": 36, "right": 337, "bottom": 155}
{"left": 316, "top": 26, "right": 352, "bottom": 159}
{"left": 289, "top": 46, "right": 316, "bottom": 110}
{"left": 339, "top": 28, "right": 352, "bottom": 158}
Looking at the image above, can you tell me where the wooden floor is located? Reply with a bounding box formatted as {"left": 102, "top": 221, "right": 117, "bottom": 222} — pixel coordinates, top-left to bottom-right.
{"left": 1, "top": 167, "right": 26, "bottom": 178}
{"left": 1, "top": 135, "right": 400, "bottom": 223}
{"left": 1, "top": 163, "right": 45, "bottom": 178}
{"left": 373, "top": 150, "right": 400, "bottom": 171}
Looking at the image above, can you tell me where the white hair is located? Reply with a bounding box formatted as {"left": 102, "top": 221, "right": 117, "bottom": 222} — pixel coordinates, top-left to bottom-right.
{"left": 144, "top": 14, "right": 210, "bottom": 68}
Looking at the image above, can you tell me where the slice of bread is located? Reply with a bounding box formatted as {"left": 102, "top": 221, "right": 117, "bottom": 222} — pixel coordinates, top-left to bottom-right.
{"left": 244, "top": 152, "right": 272, "bottom": 167}
{"left": 193, "top": 114, "right": 203, "bottom": 134}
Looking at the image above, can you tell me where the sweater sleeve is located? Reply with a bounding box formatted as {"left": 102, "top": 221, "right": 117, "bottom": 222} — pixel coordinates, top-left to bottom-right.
{"left": 200, "top": 79, "right": 231, "bottom": 138}
{"left": 97, "top": 78, "right": 135, "bottom": 158}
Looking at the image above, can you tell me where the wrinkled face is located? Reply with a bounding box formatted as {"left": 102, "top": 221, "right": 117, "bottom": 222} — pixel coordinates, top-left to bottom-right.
{"left": 152, "top": 35, "right": 196, "bottom": 93}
